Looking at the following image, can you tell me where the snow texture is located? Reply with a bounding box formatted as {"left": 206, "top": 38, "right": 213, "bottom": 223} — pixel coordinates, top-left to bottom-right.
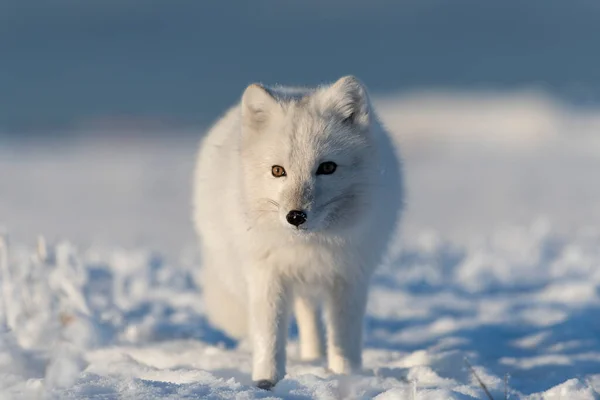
{"left": 1, "top": 91, "right": 600, "bottom": 399}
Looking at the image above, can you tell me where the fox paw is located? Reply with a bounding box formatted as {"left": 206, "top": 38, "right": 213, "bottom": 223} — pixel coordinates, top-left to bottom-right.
{"left": 255, "top": 379, "right": 275, "bottom": 390}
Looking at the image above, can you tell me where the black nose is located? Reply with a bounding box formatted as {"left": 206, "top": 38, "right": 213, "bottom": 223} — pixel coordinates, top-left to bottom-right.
{"left": 286, "top": 210, "right": 307, "bottom": 227}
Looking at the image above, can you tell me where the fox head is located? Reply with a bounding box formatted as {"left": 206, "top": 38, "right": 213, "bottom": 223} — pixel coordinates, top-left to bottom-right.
{"left": 239, "top": 76, "right": 379, "bottom": 235}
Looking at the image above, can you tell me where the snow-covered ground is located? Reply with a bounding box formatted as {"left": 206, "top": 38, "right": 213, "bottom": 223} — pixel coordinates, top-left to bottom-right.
{"left": 1, "top": 91, "right": 600, "bottom": 399}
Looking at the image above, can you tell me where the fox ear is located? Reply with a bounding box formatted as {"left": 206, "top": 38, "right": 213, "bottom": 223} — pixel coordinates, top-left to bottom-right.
{"left": 241, "top": 83, "right": 278, "bottom": 128}
{"left": 321, "top": 75, "right": 370, "bottom": 127}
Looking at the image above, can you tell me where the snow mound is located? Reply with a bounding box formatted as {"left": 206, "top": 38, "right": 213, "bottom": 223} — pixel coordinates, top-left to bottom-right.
{"left": 0, "top": 226, "right": 599, "bottom": 399}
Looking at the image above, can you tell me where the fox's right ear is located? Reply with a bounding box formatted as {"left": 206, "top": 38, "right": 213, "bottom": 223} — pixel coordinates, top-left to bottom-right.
{"left": 241, "top": 84, "right": 278, "bottom": 129}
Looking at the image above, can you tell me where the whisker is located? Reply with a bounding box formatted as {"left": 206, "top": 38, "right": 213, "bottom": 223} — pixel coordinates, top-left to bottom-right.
{"left": 319, "top": 193, "right": 356, "bottom": 210}
{"left": 257, "top": 198, "right": 280, "bottom": 210}
{"left": 267, "top": 199, "right": 280, "bottom": 209}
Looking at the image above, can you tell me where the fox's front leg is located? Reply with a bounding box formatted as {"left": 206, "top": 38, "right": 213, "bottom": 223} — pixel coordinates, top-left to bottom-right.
{"left": 294, "top": 294, "right": 325, "bottom": 361}
{"left": 324, "top": 276, "right": 368, "bottom": 374}
{"left": 248, "top": 268, "right": 290, "bottom": 389}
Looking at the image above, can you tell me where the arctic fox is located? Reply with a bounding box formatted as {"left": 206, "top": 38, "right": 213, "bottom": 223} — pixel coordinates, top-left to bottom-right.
{"left": 193, "top": 76, "right": 403, "bottom": 389}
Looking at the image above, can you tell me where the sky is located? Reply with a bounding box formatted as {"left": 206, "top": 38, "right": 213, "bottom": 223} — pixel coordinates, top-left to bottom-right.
{"left": 2, "top": 0, "right": 600, "bottom": 132}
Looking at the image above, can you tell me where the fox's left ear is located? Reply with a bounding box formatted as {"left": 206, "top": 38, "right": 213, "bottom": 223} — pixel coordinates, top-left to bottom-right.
{"left": 321, "top": 75, "right": 370, "bottom": 128}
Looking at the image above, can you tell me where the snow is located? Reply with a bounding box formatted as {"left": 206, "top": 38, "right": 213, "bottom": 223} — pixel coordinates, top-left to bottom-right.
{"left": 1, "top": 91, "right": 600, "bottom": 399}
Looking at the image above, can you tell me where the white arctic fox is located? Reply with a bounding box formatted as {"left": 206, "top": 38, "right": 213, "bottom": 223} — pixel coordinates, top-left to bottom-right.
{"left": 193, "top": 76, "right": 403, "bottom": 389}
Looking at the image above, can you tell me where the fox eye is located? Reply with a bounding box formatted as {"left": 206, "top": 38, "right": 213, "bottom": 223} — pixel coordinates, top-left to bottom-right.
{"left": 271, "top": 165, "right": 286, "bottom": 177}
{"left": 316, "top": 161, "right": 337, "bottom": 175}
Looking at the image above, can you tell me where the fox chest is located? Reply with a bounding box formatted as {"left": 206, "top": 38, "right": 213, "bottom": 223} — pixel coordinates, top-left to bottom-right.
{"left": 253, "top": 240, "right": 360, "bottom": 284}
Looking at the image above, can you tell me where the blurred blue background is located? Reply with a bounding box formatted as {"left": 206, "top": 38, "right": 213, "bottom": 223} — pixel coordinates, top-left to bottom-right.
{"left": 2, "top": 0, "right": 600, "bottom": 253}
{"left": 2, "top": 0, "right": 600, "bottom": 134}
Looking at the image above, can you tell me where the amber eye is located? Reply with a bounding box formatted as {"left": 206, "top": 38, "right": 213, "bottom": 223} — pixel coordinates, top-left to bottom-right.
{"left": 271, "top": 165, "right": 286, "bottom": 177}
{"left": 316, "top": 161, "right": 337, "bottom": 175}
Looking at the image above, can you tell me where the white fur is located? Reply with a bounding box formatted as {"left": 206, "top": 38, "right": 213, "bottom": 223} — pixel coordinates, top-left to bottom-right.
{"left": 193, "top": 76, "right": 403, "bottom": 386}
